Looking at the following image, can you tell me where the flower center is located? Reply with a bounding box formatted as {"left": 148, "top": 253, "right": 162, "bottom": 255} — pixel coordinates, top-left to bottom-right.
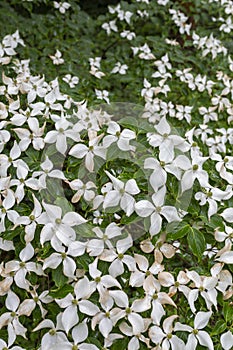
{"left": 153, "top": 293, "right": 158, "bottom": 300}
{"left": 55, "top": 218, "right": 62, "bottom": 224}
{"left": 125, "top": 307, "right": 131, "bottom": 314}
{"left": 174, "top": 281, "right": 180, "bottom": 287}
{"left": 61, "top": 253, "right": 67, "bottom": 259}
{"left": 10, "top": 312, "right": 16, "bottom": 317}
{"left": 29, "top": 214, "right": 35, "bottom": 221}
{"left": 192, "top": 164, "right": 198, "bottom": 171}
{"left": 49, "top": 329, "right": 56, "bottom": 336}
{"left": 20, "top": 262, "right": 26, "bottom": 268}
{"left": 167, "top": 333, "right": 172, "bottom": 339}
{"left": 95, "top": 276, "right": 101, "bottom": 283}
{"left": 193, "top": 329, "right": 199, "bottom": 335}
{"left": 72, "top": 299, "right": 78, "bottom": 305}
{"left": 118, "top": 253, "right": 124, "bottom": 260}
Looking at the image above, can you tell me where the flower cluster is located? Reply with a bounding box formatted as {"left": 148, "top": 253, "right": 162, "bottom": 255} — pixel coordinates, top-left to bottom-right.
{"left": 0, "top": 0, "right": 233, "bottom": 349}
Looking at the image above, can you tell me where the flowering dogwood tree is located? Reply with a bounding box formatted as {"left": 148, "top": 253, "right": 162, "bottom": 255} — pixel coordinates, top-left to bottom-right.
{"left": 0, "top": 0, "right": 232, "bottom": 349}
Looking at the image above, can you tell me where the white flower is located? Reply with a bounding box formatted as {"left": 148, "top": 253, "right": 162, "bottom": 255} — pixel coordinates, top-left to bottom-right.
{"left": 87, "top": 223, "right": 122, "bottom": 256}
{"left": 55, "top": 276, "right": 99, "bottom": 333}
{"left": 49, "top": 50, "right": 64, "bottom": 65}
{"left": 195, "top": 185, "right": 232, "bottom": 219}
{"left": 37, "top": 202, "right": 86, "bottom": 249}
{"left": 62, "top": 74, "right": 79, "bottom": 88}
{"left": 147, "top": 116, "right": 190, "bottom": 162}
{"left": 4, "top": 243, "right": 45, "bottom": 290}
{"left": 186, "top": 270, "right": 218, "bottom": 312}
{"left": 99, "top": 235, "right": 136, "bottom": 277}
{"left": 54, "top": 1, "right": 71, "bottom": 14}
{"left": 135, "top": 186, "right": 181, "bottom": 236}
{"left": 67, "top": 179, "right": 96, "bottom": 203}
{"left": 178, "top": 150, "right": 209, "bottom": 193}
{"left": 95, "top": 89, "right": 110, "bottom": 104}
{"left": 69, "top": 133, "right": 106, "bottom": 172}
{"left": 44, "top": 116, "right": 80, "bottom": 154}
{"left": 33, "top": 314, "right": 68, "bottom": 350}
{"left": 220, "top": 330, "right": 233, "bottom": 350}
{"left": 111, "top": 62, "right": 128, "bottom": 75}
{"left": 32, "top": 156, "right": 66, "bottom": 190}
{"left": 103, "top": 121, "right": 136, "bottom": 151}
{"left": 0, "top": 291, "right": 28, "bottom": 346}
{"left": 174, "top": 311, "right": 214, "bottom": 350}
{"left": 120, "top": 30, "right": 136, "bottom": 40}
{"left": 149, "top": 315, "right": 185, "bottom": 349}
{"left": 59, "top": 321, "right": 99, "bottom": 350}
{"left": 103, "top": 171, "right": 140, "bottom": 216}
{"left": 102, "top": 20, "right": 118, "bottom": 35}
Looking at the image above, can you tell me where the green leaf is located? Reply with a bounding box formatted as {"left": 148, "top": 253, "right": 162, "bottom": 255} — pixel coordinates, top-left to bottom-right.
{"left": 49, "top": 284, "right": 74, "bottom": 298}
{"left": 187, "top": 226, "right": 206, "bottom": 260}
{"left": 52, "top": 265, "right": 68, "bottom": 288}
{"left": 223, "top": 302, "right": 233, "bottom": 323}
{"left": 167, "top": 223, "right": 190, "bottom": 240}
{"left": 211, "top": 320, "right": 226, "bottom": 336}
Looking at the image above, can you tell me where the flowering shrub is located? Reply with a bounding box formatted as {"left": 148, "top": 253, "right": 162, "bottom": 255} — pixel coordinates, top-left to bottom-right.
{"left": 0, "top": 0, "right": 233, "bottom": 349}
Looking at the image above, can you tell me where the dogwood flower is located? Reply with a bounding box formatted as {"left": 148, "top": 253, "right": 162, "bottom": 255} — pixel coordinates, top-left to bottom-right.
{"left": 62, "top": 74, "right": 79, "bottom": 88}
{"left": 13, "top": 117, "right": 46, "bottom": 151}
{"left": 220, "top": 330, "right": 233, "bottom": 350}
{"left": 55, "top": 276, "right": 99, "bottom": 333}
{"left": 103, "top": 171, "right": 140, "bottom": 216}
{"left": 44, "top": 116, "right": 80, "bottom": 154}
{"left": 69, "top": 131, "right": 106, "bottom": 172}
{"left": 87, "top": 223, "right": 122, "bottom": 256}
{"left": 58, "top": 321, "right": 99, "bottom": 350}
{"left": 4, "top": 243, "right": 45, "bottom": 290}
{"left": 0, "top": 291, "right": 28, "bottom": 346}
{"left": 119, "top": 318, "right": 150, "bottom": 350}
{"left": 195, "top": 185, "right": 232, "bottom": 219}
{"left": 111, "top": 62, "right": 128, "bottom": 74}
{"left": 33, "top": 313, "right": 68, "bottom": 350}
{"left": 135, "top": 186, "right": 181, "bottom": 236}
{"left": 149, "top": 315, "right": 185, "bottom": 349}
{"left": 67, "top": 179, "right": 96, "bottom": 203}
{"left": 54, "top": 1, "right": 71, "bottom": 14}
{"left": 186, "top": 270, "right": 218, "bottom": 312}
{"left": 103, "top": 121, "right": 136, "bottom": 151}
{"left": 102, "top": 20, "right": 118, "bottom": 35}
{"left": 143, "top": 275, "right": 177, "bottom": 325}
{"left": 32, "top": 156, "right": 66, "bottom": 190}
{"left": 49, "top": 50, "right": 64, "bottom": 65}
{"left": 174, "top": 311, "right": 214, "bottom": 350}
{"left": 99, "top": 235, "right": 136, "bottom": 277}
{"left": 37, "top": 202, "right": 86, "bottom": 249}
{"left": 95, "top": 89, "right": 110, "bottom": 104}
{"left": 147, "top": 116, "right": 190, "bottom": 162}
